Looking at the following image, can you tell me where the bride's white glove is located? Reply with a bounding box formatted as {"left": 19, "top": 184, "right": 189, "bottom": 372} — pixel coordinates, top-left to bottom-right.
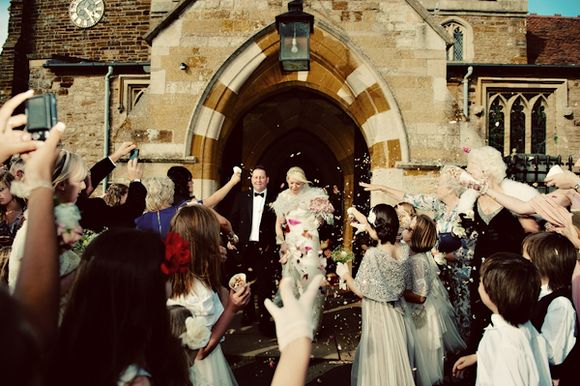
{"left": 335, "top": 262, "right": 350, "bottom": 279}
{"left": 264, "top": 274, "right": 324, "bottom": 352}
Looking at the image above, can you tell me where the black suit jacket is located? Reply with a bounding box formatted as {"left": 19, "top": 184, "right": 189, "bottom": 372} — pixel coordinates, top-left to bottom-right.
{"left": 230, "top": 189, "right": 277, "bottom": 249}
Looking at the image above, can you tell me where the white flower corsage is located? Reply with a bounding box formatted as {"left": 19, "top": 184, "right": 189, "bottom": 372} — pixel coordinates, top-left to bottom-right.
{"left": 179, "top": 316, "right": 211, "bottom": 350}
{"left": 54, "top": 203, "right": 83, "bottom": 246}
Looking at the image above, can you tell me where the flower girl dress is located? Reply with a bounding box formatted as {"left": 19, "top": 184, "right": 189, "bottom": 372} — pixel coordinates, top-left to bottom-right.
{"left": 168, "top": 280, "right": 237, "bottom": 386}
{"left": 406, "top": 251, "right": 466, "bottom": 386}
{"left": 351, "top": 245, "right": 414, "bottom": 386}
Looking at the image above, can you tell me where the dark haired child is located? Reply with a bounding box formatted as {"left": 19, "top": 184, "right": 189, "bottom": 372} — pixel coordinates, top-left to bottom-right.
{"left": 338, "top": 204, "right": 414, "bottom": 386}
{"left": 453, "top": 253, "right": 551, "bottom": 385}
{"left": 523, "top": 232, "right": 577, "bottom": 385}
{"left": 402, "top": 214, "right": 465, "bottom": 386}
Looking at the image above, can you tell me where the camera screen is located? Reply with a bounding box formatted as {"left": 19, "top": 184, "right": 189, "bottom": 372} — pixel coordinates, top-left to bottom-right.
{"left": 26, "top": 97, "right": 49, "bottom": 130}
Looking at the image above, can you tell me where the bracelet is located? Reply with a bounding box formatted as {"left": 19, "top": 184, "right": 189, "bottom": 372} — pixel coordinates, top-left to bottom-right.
{"left": 28, "top": 180, "right": 53, "bottom": 193}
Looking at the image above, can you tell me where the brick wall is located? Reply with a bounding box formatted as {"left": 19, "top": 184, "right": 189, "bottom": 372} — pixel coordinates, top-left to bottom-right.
{"left": 0, "top": 0, "right": 31, "bottom": 104}
{"left": 28, "top": 0, "right": 151, "bottom": 61}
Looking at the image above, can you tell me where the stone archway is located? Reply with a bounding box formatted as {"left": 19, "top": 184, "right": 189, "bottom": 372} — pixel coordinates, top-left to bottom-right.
{"left": 187, "top": 20, "right": 409, "bottom": 187}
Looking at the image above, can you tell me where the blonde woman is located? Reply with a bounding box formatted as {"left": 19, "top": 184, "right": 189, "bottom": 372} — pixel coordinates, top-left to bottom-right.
{"left": 8, "top": 149, "right": 88, "bottom": 291}
{"left": 271, "top": 166, "right": 334, "bottom": 334}
{"left": 135, "top": 177, "right": 175, "bottom": 237}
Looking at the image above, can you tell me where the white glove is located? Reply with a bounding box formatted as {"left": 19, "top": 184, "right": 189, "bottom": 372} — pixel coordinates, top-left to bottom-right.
{"left": 264, "top": 274, "right": 324, "bottom": 352}
{"left": 335, "top": 262, "right": 350, "bottom": 279}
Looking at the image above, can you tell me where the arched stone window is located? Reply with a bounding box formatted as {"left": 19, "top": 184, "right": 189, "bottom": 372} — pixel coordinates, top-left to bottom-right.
{"left": 486, "top": 91, "right": 552, "bottom": 155}
{"left": 443, "top": 19, "right": 473, "bottom": 62}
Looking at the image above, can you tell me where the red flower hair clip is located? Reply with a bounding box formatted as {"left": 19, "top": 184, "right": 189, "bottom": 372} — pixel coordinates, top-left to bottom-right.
{"left": 162, "top": 232, "right": 191, "bottom": 275}
{"left": 462, "top": 146, "right": 471, "bottom": 154}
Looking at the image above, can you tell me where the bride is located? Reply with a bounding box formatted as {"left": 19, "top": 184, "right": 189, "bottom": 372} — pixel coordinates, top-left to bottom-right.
{"left": 272, "top": 166, "right": 334, "bottom": 333}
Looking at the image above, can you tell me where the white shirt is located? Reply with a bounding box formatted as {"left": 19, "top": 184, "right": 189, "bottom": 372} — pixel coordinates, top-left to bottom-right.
{"left": 538, "top": 284, "right": 576, "bottom": 365}
{"left": 476, "top": 314, "right": 552, "bottom": 386}
{"left": 249, "top": 189, "right": 266, "bottom": 242}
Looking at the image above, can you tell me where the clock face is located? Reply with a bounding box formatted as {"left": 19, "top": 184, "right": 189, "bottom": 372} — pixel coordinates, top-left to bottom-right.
{"left": 69, "top": 0, "right": 105, "bottom": 28}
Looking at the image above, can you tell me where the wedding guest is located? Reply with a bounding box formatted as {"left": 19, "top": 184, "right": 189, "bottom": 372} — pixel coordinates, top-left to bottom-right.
{"left": 0, "top": 172, "right": 26, "bottom": 250}
{"left": 464, "top": 146, "right": 538, "bottom": 350}
{"left": 337, "top": 204, "right": 414, "bottom": 386}
{"left": 103, "top": 183, "right": 129, "bottom": 207}
{"left": 8, "top": 149, "right": 88, "bottom": 291}
{"left": 452, "top": 253, "right": 551, "bottom": 385}
{"left": 272, "top": 166, "right": 334, "bottom": 334}
{"left": 0, "top": 91, "right": 65, "bottom": 383}
{"left": 402, "top": 214, "right": 465, "bottom": 386}
{"left": 229, "top": 165, "right": 278, "bottom": 335}
{"left": 265, "top": 274, "right": 324, "bottom": 386}
{"left": 361, "top": 165, "right": 477, "bottom": 340}
{"left": 8, "top": 156, "right": 25, "bottom": 181}
{"left": 53, "top": 229, "right": 191, "bottom": 386}
{"left": 167, "top": 205, "right": 250, "bottom": 385}
{"left": 167, "top": 165, "right": 241, "bottom": 208}
{"left": 79, "top": 158, "right": 146, "bottom": 232}
{"left": 136, "top": 177, "right": 175, "bottom": 237}
{"left": 524, "top": 232, "right": 577, "bottom": 385}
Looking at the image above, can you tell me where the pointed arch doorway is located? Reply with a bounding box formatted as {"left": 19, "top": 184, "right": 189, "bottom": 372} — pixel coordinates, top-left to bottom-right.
{"left": 218, "top": 88, "right": 371, "bottom": 248}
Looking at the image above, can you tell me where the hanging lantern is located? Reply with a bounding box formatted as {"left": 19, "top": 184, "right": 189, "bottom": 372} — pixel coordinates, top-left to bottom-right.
{"left": 275, "top": 1, "right": 314, "bottom": 72}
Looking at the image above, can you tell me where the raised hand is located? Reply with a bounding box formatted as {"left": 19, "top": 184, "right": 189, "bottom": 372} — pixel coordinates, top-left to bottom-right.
{"left": 109, "top": 141, "right": 136, "bottom": 163}
{"left": 264, "top": 274, "right": 324, "bottom": 351}
{"left": 0, "top": 90, "right": 42, "bottom": 162}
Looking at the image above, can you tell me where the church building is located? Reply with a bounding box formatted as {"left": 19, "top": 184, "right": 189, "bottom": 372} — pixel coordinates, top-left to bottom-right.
{"left": 1, "top": 0, "right": 578, "bottom": 238}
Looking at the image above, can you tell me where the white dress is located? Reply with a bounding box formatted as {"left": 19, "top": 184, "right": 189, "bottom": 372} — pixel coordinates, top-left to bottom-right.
{"left": 168, "top": 281, "right": 238, "bottom": 386}
{"left": 351, "top": 245, "right": 414, "bottom": 386}
{"left": 271, "top": 186, "right": 333, "bottom": 332}
{"left": 406, "top": 252, "right": 466, "bottom": 386}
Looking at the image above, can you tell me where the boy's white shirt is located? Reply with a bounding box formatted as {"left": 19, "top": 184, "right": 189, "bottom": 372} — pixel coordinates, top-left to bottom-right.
{"left": 476, "top": 314, "right": 551, "bottom": 386}
{"left": 538, "top": 284, "right": 577, "bottom": 365}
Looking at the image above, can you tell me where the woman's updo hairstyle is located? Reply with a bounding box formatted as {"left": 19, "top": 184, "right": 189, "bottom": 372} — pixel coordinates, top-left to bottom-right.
{"left": 368, "top": 204, "right": 399, "bottom": 244}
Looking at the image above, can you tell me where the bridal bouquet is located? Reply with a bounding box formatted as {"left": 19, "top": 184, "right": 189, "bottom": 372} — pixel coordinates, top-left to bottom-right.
{"left": 309, "top": 196, "right": 335, "bottom": 224}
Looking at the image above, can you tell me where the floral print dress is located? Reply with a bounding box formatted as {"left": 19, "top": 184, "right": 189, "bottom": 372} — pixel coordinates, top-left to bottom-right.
{"left": 403, "top": 193, "right": 474, "bottom": 341}
{"left": 272, "top": 186, "right": 334, "bottom": 332}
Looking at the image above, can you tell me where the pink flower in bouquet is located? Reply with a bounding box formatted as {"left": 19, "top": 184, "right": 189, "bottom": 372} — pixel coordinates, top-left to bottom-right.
{"left": 309, "top": 197, "right": 334, "bottom": 215}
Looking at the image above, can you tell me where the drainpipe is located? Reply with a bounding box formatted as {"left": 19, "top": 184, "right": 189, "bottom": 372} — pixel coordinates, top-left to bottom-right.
{"left": 463, "top": 65, "right": 473, "bottom": 119}
{"left": 103, "top": 65, "right": 113, "bottom": 190}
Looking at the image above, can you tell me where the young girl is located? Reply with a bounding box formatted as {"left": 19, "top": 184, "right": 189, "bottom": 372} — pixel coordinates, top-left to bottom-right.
{"left": 54, "top": 229, "right": 191, "bottom": 386}
{"left": 402, "top": 214, "right": 465, "bottom": 386}
{"left": 167, "top": 205, "right": 250, "bottom": 386}
{"left": 524, "top": 232, "right": 577, "bottom": 385}
{"left": 337, "top": 204, "right": 414, "bottom": 386}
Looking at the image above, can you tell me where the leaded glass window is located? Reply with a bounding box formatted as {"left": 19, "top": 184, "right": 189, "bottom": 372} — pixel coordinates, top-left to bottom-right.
{"left": 488, "top": 98, "right": 505, "bottom": 154}
{"left": 510, "top": 97, "right": 525, "bottom": 154}
{"left": 531, "top": 98, "right": 547, "bottom": 154}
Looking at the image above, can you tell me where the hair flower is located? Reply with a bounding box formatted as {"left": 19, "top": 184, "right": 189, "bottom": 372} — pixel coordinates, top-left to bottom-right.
{"left": 162, "top": 232, "right": 191, "bottom": 275}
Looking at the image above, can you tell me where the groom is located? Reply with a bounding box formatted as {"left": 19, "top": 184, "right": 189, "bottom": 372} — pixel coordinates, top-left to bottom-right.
{"left": 229, "top": 165, "right": 278, "bottom": 336}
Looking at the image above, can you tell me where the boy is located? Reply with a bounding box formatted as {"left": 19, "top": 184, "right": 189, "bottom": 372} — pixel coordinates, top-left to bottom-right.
{"left": 452, "top": 253, "right": 551, "bottom": 386}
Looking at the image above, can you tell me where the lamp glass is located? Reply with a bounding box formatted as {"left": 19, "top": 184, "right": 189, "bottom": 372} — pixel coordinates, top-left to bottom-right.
{"left": 278, "top": 21, "right": 311, "bottom": 71}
